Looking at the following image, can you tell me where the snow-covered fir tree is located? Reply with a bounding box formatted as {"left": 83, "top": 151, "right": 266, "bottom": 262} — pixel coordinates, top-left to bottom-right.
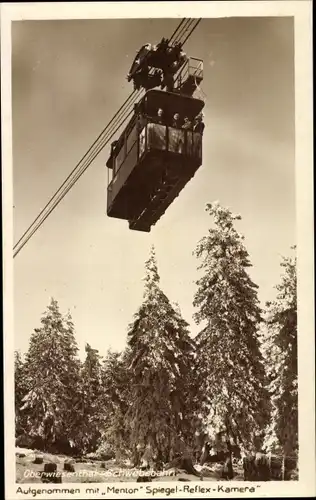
{"left": 193, "top": 203, "right": 270, "bottom": 452}
{"left": 20, "top": 298, "right": 81, "bottom": 452}
{"left": 15, "top": 350, "right": 29, "bottom": 437}
{"left": 76, "top": 343, "right": 104, "bottom": 453}
{"left": 126, "top": 246, "right": 196, "bottom": 464}
{"left": 99, "top": 349, "right": 132, "bottom": 459}
{"left": 263, "top": 248, "right": 297, "bottom": 456}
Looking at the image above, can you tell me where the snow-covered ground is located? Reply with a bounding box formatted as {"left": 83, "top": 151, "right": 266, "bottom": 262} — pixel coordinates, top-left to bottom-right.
{"left": 15, "top": 448, "right": 245, "bottom": 484}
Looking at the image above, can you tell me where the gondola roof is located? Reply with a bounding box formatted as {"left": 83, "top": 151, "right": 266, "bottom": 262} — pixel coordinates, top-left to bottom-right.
{"left": 142, "top": 89, "right": 204, "bottom": 117}
{"left": 106, "top": 89, "right": 205, "bottom": 169}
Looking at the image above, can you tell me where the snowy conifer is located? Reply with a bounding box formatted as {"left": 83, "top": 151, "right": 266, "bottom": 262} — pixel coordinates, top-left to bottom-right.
{"left": 76, "top": 343, "right": 104, "bottom": 453}
{"left": 263, "top": 249, "right": 297, "bottom": 456}
{"left": 100, "top": 349, "right": 131, "bottom": 458}
{"left": 193, "top": 203, "right": 270, "bottom": 451}
{"left": 126, "top": 246, "right": 196, "bottom": 463}
{"left": 20, "top": 298, "right": 81, "bottom": 452}
{"left": 15, "top": 350, "right": 29, "bottom": 437}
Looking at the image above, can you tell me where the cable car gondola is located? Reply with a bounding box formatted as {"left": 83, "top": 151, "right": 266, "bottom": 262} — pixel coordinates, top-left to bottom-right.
{"left": 106, "top": 47, "right": 204, "bottom": 233}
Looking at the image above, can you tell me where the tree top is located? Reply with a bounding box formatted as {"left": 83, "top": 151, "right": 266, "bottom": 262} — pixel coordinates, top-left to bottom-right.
{"left": 206, "top": 202, "right": 241, "bottom": 230}
{"left": 143, "top": 245, "right": 160, "bottom": 290}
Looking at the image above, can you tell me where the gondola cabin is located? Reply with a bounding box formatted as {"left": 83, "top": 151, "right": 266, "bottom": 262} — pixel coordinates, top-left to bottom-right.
{"left": 106, "top": 60, "right": 205, "bottom": 232}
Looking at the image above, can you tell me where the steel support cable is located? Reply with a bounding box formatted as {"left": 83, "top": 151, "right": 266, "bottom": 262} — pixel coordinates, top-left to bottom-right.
{"left": 13, "top": 87, "right": 142, "bottom": 252}
{"left": 170, "top": 18, "right": 193, "bottom": 45}
{"left": 172, "top": 18, "right": 202, "bottom": 88}
{"left": 13, "top": 93, "right": 142, "bottom": 257}
{"left": 181, "top": 18, "right": 201, "bottom": 45}
{"left": 14, "top": 86, "right": 146, "bottom": 257}
{"left": 175, "top": 18, "right": 200, "bottom": 46}
{"left": 13, "top": 18, "right": 199, "bottom": 257}
{"left": 13, "top": 87, "right": 147, "bottom": 257}
{"left": 170, "top": 19, "right": 190, "bottom": 44}
{"left": 13, "top": 106, "right": 136, "bottom": 258}
{"left": 171, "top": 19, "right": 201, "bottom": 87}
{"left": 168, "top": 17, "right": 187, "bottom": 43}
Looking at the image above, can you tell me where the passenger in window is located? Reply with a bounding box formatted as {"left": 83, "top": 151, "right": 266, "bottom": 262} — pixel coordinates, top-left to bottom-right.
{"left": 193, "top": 114, "right": 205, "bottom": 135}
{"left": 111, "top": 140, "right": 119, "bottom": 155}
{"left": 156, "top": 108, "right": 166, "bottom": 125}
{"left": 182, "top": 117, "right": 192, "bottom": 130}
{"left": 136, "top": 113, "right": 147, "bottom": 132}
{"left": 172, "top": 113, "right": 181, "bottom": 128}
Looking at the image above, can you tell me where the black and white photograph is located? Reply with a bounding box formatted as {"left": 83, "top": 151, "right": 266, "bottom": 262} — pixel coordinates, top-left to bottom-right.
{"left": 2, "top": 2, "right": 314, "bottom": 499}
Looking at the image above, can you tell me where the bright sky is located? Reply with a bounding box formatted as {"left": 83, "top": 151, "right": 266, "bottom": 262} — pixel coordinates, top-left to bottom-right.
{"left": 13, "top": 17, "right": 295, "bottom": 360}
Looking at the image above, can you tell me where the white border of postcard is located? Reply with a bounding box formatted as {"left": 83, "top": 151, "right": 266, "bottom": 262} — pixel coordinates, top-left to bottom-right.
{"left": 1, "top": 1, "right": 314, "bottom": 499}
